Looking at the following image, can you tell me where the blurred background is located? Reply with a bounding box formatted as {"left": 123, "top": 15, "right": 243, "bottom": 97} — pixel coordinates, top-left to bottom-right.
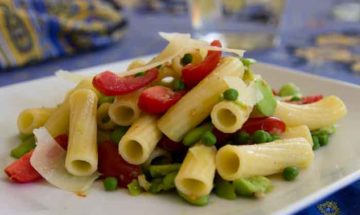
{"left": 0, "top": 0, "right": 359, "bottom": 86}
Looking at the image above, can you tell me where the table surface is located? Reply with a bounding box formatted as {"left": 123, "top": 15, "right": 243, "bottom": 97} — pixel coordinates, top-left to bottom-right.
{"left": 1, "top": 0, "right": 360, "bottom": 214}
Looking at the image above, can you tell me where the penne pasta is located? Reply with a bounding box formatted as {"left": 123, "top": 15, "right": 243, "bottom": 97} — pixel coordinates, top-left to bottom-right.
{"left": 119, "top": 114, "right": 162, "bottom": 165}
{"left": 158, "top": 57, "right": 245, "bottom": 142}
{"left": 211, "top": 101, "right": 252, "bottom": 133}
{"left": 175, "top": 144, "right": 217, "bottom": 197}
{"left": 216, "top": 138, "right": 314, "bottom": 180}
{"left": 127, "top": 59, "right": 146, "bottom": 71}
{"left": 108, "top": 90, "right": 142, "bottom": 126}
{"left": 273, "top": 96, "right": 347, "bottom": 130}
{"left": 65, "top": 89, "right": 98, "bottom": 176}
{"left": 17, "top": 107, "right": 55, "bottom": 134}
{"left": 281, "top": 125, "right": 313, "bottom": 146}
{"left": 96, "top": 103, "right": 116, "bottom": 130}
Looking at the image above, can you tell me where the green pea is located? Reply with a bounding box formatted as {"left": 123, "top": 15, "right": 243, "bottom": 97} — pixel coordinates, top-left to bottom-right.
{"left": 98, "top": 95, "right": 115, "bottom": 105}
{"left": 183, "top": 123, "right": 213, "bottom": 146}
{"left": 163, "top": 172, "right": 177, "bottom": 191}
{"left": 312, "top": 135, "right": 320, "bottom": 150}
{"left": 311, "top": 125, "right": 336, "bottom": 136}
{"left": 290, "top": 96, "right": 301, "bottom": 101}
{"left": 240, "top": 58, "right": 256, "bottom": 68}
{"left": 283, "top": 166, "right": 299, "bottom": 181}
{"left": 177, "top": 191, "right": 209, "bottom": 206}
{"left": 223, "top": 88, "right": 239, "bottom": 101}
{"left": 181, "top": 53, "right": 193, "bottom": 66}
{"left": 214, "top": 179, "right": 237, "bottom": 200}
{"left": 271, "top": 134, "right": 280, "bottom": 141}
{"left": 103, "top": 177, "right": 118, "bottom": 191}
{"left": 318, "top": 134, "right": 329, "bottom": 146}
{"left": 149, "top": 164, "right": 181, "bottom": 177}
{"left": 173, "top": 79, "right": 185, "bottom": 91}
{"left": 278, "top": 83, "right": 301, "bottom": 97}
{"left": 127, "top": 179, "right": 142, "bottom": 196}
{"left": 201, "top": 131, "right": 217, "bottom": 146}
{"left": 252, "top": 130, "right": 271, "bottom": 144}
{"left": 134, "top": 71, "right": 145, "bottom": 77}
{"left": 110, "top": 126, "right": 128, "bottom": 144}
{"left": 233, "top": 176, "right": 273, "bottom": 197}
{"left": 233, "top": 131, "right": 250, "bottom": 144}
{"left": 11, "top": 135, "right": 36, "bottom": 159}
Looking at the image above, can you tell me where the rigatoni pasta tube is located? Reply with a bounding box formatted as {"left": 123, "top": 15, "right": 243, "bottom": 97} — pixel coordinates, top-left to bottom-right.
{"left": 216, "top": 138, "right": 314, "bottom": 180}
{"left": 45, "top": 78, "right": 99, "bottom": 137}
{"left": 17, "top": 108, "right": 55, "bottom": 134}
{"left": 274, "top": 96, "right": 347, "bottom": 130}
{"left": 119, "top": 114, "right": 162, "bottom": 165}
{"left": 158, "top": 57, "right": 244, "bottom": 142}
{"left": 281, "top": 125, "right": 313, "bottom": 147}
{"left": 175, "top": 144, "right": 216, "bottom": 197}
{"left": 65, "top": 89, "right": 98, "bottom": 176}
{"left": 211, "top": 101, "right": 252, "bottom": 133}
{"left": 108, "top": 90, "right": 142, "bottom": 126}
{"left": 96, "top": 103, "right": 116, "bottom": 130}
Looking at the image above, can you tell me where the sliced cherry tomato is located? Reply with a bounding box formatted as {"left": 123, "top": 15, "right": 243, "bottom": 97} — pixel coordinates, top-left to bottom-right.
{"left": 158, "top": 136, "right": 186, "bottom": 153}
{"left": 4, "top": 151, "right": 42, "bottom": 183}
{"left": 241, "top": 117, "right": 286, "bottom": 135}
{"left": 182, "top": 40, "right": 222, "bottom": 88}
{"left": 138, "top": 86, "right": 185, "bottom": 114}
{"left": 93, "top": 68, "right": 158, "bottom": 96}
{"left": 55, "top": 134, "right": 68, "bottom": 150}
{"left": 98, "top": 140, "right": 141, "bottom": 188}
{"left": 300, "top": 95, "right": 323, "bottom": 104}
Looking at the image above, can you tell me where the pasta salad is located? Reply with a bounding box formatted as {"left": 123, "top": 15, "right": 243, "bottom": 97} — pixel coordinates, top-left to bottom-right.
{"left": 4, "top": 33, "right": 347, "bottom": 206}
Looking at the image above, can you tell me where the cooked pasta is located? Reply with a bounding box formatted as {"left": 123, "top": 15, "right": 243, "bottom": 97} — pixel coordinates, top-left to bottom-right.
{"left": 127, "top": 59, "right": 146, "bottom": 71}
{"left": 281, "top": 125, "right": 313, "bottom": 146}
{"left": 175, "top": 144, "right": 216, "bottom": 197}
{"left": 158, "top": 57, "right": 245, "bottom": 142}
{"left": 119, "top": 114, "right": 162, "bottom": 165}
{"left": 211, "top": 101, "right": 252, "bottom": 133}
{"left": 274, "top": 96, "right": 347, "bottom": 130}
{"left": 108, "top": 90, "right": 142, "bottom": 126}
{"left": 96, "top": 103, "right": 116, "bottom": 130}
{"left": 17, "top": 108, "right": 55, "bottom": 134}
{"left": 65, "top": 89, "right": 98, "bottom": 176}
{"left": 216, "top": 138, "right": 314, "bottom": 180}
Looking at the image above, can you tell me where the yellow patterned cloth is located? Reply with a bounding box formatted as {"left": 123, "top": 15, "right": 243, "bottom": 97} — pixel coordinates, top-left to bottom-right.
{"left": 0, "top": 0, "right": 126, "bottom": 69}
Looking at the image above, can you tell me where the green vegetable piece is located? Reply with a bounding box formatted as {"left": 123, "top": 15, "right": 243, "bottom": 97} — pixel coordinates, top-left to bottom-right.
{"left": 110, "top": 126, "right": 128, "bottom": 144}
{"left": 149, "top": 164, "right": 181, "bottom": 178}
{"left": 312, "top": 135, "right": 320, "bottom": 150}
{"left": 183, "top": 123, "right": 213, "bottom": 146}
{"left": 252, "top": 130, "right": 272, "bottom": 144}
{"left": 271, "top": 134, "right": 280, "bottom": 141}
{"left": 234, "top": 176, "right": 273, "bottom": 197}
{"left": 223, "top": 88, "right": 239, "bottom": 101}
{"left": 163, "top": 172, "right": 177, "bottom": 191}
{"left": 311, "top": 125, "right": 336, "bottom": 136}
{"left": 181, "top": 53, "right": 193, "bottom": 66}
{"left": 290, "top": 96, "right": 301, "bottom": 101}
{"left": 18, "top": 133, "right": 33, "bottom": 142}
{"left": 127, "top": 179, "right": 142, "bottom": 196}
{"left": 278, "top": 83, "right": 301, "bottom": 97}
{"left": 255, "top": 79, "right": 277, "bottom": 116}
{"left": 98, "top": 95, "right": 115, "bottom": 105}
{"left": 242, "top": 69, "right": 255, "bottom": 84}
{"left": 201, "top": 131, "right": 217, "bottom": 146}
{"left": 240, "top": 58, "right": 256, "bottom": 68}
{"left": 149, "top": 178, "right": 164, "bottom": 193}
{"left": 214, "top": 179, "right": 237, "bottom": 200}
{"left": 282, "top": 166, "right": 299, "bottom": 181}
{"left": 233, "top": 131, "right": 250, "bottom": 144}
{"left": 177, "top": 190, "right": 209, "bottom": 206}
{"left": 103, "top": 177, "right": 118, "bottom": 191}
{"left": 134, "top": 71, "right": 145, "bottom": 77}
{"left": 11, "top": 135, "right": 36, "bottom": 159}
{"left": 318, "top": 134, "right": 329, "bottom": 146}
{"left": 173, "top": 79, "right": 186, "bottom": 91}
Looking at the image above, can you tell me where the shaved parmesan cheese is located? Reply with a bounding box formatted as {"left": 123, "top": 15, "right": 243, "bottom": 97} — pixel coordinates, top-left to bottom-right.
{"left": 223, "top": 76, "right": 262, "bottom": 106}
{"left": 31, "top": 128, "right": 100, "bottom": 193}
{"left": 55, "top": 70, "right": 86, "bottom": 83}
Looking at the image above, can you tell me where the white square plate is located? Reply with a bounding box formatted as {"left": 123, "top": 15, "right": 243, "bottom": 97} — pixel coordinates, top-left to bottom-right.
{"left": 1, "top": 59, "right": 360, "bottom": 215}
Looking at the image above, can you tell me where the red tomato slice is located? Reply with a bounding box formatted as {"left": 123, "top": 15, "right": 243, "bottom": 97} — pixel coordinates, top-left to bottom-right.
{"left": 92, "top": 68, "right": 158, "bottom": 96}
{"left": 158, "top": 136, "right": 185, "bottom": 153}
{"left": 138, "top": 86, "right": 185, "bottom": 115}
{"left": 98, "top": 140, "right": 141, "bottom": 188}
{"left": 182, "top": 40, "right": 222, "bottom": 88}
{"left": 212, "top": 128, "right": 232, "bottom": 147}
{"left": 55, "top": 134, "right": 68, "bottom": 150}
{"left": 301, "top": 95, "right": 323, "bottom": 104}
{"left": 4, "top": 151, "right": 42, "bottom": 183}
{"left": 241, "top": 117, "right": 286, "bottom": 135}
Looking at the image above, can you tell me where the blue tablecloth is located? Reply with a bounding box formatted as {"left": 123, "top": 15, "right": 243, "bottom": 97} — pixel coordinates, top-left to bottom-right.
{"left": 0, "top": 0, "right": 359, "bottom": 214}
